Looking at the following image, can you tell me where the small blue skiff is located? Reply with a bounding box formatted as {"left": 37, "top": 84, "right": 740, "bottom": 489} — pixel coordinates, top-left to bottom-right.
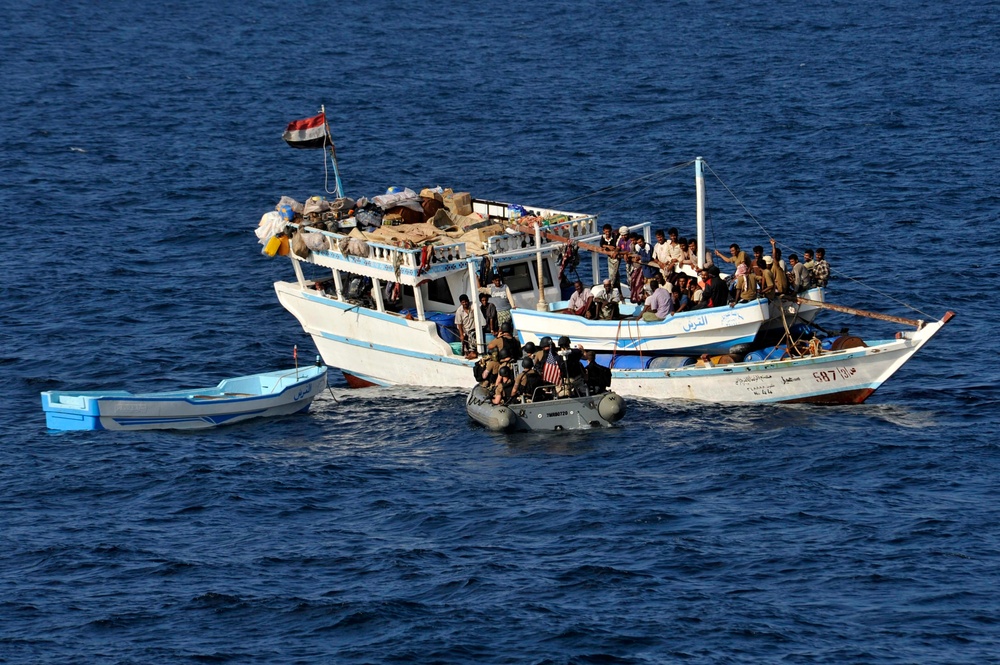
{"left": 41, "top": 365, "right": 328, "bottom": 431}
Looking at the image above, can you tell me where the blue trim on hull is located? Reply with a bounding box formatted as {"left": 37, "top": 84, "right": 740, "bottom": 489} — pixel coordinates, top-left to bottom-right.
{"left": 315, "top": 330, "right": 473, "bottom": 367}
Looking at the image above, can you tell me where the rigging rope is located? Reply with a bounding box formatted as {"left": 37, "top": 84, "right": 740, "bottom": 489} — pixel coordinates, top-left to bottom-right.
{"left": 701, "top": 162, "right": 935, "bottom": 320}
{"left": 552, "top": 161, "right": 695, "bottom": 217}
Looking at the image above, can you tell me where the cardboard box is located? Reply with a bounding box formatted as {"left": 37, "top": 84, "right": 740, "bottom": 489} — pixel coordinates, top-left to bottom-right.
{"left": 476, "top": 224, "right": 505, "bottom": 244}
{"left": 444, "top": 191, "right": 472, "bottom": 216}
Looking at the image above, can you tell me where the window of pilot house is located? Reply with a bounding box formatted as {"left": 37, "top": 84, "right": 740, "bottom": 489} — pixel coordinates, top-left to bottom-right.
{"left": 500, "top": 262, "right": 552, "bottom": 293}
{"left": 425, "top": 278, "right": 455, "bottom": 305}
{"left": 530, "top": 261, "right": 554, "bottom": 289}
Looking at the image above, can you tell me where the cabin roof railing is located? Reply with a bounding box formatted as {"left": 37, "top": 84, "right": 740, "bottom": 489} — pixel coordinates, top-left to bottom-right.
{"left": 287, "top": 208, "right": 602, "bottom": 283}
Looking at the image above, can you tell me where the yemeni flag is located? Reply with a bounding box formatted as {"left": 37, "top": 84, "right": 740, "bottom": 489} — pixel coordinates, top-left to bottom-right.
{"left": 282, "top": 112, "right": 329, "bottom": 149}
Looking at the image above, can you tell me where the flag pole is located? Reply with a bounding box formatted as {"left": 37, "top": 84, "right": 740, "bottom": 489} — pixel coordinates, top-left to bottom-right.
{"left": 321, "top": 104, "right": 344, "bottom": 198}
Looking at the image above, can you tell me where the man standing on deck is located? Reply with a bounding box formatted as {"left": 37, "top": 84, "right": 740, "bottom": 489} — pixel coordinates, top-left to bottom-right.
{"left": 599, "top": 224, "right": 620, "bottom": 288}
{"left": 480, "top": 273, "right": 517, "bottom": 330}
{"left": 454, "top": 294, "right": 478, "bottom": 356}
{"left": 652, "top": 229, "right": 673, "bottom": 279}
{"left": 803, "top": 249, "right": 816, "bottom": 275}
{"left": 478, "top": 292, "right": 498, "bottom": 339}
{"left": 633, "top": 236, "right": 657, "bottom": 285}
{"left": 813, "top": 248, "right": 830, "bottom": 287}
{"left": 714, "top": 243, "right": 747, "bottom": 268}
{"left": 789, "top": 254, "right": 812, "bottom": 293}
{"left": 617, "top": 227, "right": 634, "bottom": 286}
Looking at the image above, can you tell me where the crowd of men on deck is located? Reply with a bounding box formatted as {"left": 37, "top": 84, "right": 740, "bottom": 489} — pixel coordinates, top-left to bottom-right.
{"left": 574, "top": 224, "right": 832, "bottom": 322}
{"left": 453, "top": 223, "right": 832, "bottom": 405}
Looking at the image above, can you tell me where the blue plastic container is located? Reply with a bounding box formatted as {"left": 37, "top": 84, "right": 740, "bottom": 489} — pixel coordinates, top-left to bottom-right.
{"left": 594, "top": 353, "right": 616, "bottom": 368}
{"left": 611, "top": 355, "right": 654, "bottom": 369}
{"left": 647, "top": 356, "right": 697, "bottom": 369}
{"left": 744, "top": 346, "right": 790, "bottom": 362}
{"left": 425, "top": 312, "right": 459, "bottom": 343}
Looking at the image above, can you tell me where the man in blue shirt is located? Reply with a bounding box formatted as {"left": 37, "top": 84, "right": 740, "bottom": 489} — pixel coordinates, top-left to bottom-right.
{"left": 633, "top": 236, "right": 657, "bottom": 283}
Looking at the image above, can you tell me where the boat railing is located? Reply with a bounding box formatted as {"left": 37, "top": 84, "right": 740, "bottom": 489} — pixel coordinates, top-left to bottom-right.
{"left": 485, "top": 215, "right": 600, "bottom": 255}
{"left": 294, "top": 224, "right": 468, "bottom": 270}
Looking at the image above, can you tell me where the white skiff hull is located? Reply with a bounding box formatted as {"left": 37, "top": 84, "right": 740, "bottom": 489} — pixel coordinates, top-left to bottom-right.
{"left": 511, "top": 298, "right": 769, "bottom": 355}
{"left": 42, "top": 366, "right": 328, "bottom": 431}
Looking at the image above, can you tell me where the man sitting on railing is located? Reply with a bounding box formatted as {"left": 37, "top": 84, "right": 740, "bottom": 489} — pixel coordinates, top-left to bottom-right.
{"left": 591, "top": 279, "right": 622, "bottom": 320}
{"left": 567, "top": 280, "right": 594, "bottom": 318}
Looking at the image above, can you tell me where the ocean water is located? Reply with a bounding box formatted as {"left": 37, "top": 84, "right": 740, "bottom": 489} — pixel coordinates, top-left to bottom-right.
{"left": 2, "top": 0, "right": 999, "bottom": 662}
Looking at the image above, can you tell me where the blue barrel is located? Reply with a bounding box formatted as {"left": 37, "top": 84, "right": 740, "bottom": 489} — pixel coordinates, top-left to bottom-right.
{"left": 594, "top": 353, "right": 615, "bottom": 368}
{"left": 746, "top": 346, "right": 789, "bottom": 362}
{"left": 611, "top": 355, "right": 654, "bottom": 369}
{"left": 648, "top": 356, "right": 697, "bottom": 369}
{"left": 426, "top": 312, "right": 459, "bottom": 343}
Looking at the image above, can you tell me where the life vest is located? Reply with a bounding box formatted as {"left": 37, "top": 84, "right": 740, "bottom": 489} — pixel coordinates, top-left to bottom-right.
{"left": 472, "top": 358, "right": 488, "bottom": 383}
{"left": 501, "top": 335, "right": 521, "bottom": 361}
{"left": 519, "top": 371, "right": 544, "bottom": 402}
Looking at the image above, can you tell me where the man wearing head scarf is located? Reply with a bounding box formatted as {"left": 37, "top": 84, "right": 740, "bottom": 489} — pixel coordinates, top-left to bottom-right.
{"left": 733, "top": 263, "right": 759, "bottom": 304}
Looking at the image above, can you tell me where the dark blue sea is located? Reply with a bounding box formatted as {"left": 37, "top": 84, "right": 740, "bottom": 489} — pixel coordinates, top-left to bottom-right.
{"left": 2, "top": 1, "right": 999, "bottom": 662}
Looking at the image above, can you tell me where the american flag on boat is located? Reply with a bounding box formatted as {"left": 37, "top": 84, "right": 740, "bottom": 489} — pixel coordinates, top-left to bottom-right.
{"left": 542, "top": 350, "right": 562, "bottom": 385}
{"left": 282, "top": 112, "right": 329, "bottom": 149}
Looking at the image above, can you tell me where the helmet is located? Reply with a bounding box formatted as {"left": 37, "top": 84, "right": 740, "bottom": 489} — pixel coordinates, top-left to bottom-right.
{"left": 540, "top": 336, "right": 553, "bottom": 348}
{"left": 522, "top": 341, "right": 537, "bottom": 356}
{"left": 558, "top": 335, "right": 571, "bottom": 348}
{"left": 500, "top": 321, "right": 513, "bottom": 334}
{"left": 498, "top": 347, "right": 510, "bottom": 360}
{"left": 498, "top": 366, "right": 513, "bottom": 379}
{"left": 521, "top": 358, "right": 534, "bottom": 370}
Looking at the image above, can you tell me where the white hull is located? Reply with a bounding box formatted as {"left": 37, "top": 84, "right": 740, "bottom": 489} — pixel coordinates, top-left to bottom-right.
{"left": 511, "top": 298, "right": 769, "bottom": 355}
{"left": 276, "top": 281, "right": 951, "bottom": 405}
{"left": 611, "top": 321, "right": 944, "bottom": 404}
{"left": 277, "top": 282, "right": 470, "bottom": 388}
